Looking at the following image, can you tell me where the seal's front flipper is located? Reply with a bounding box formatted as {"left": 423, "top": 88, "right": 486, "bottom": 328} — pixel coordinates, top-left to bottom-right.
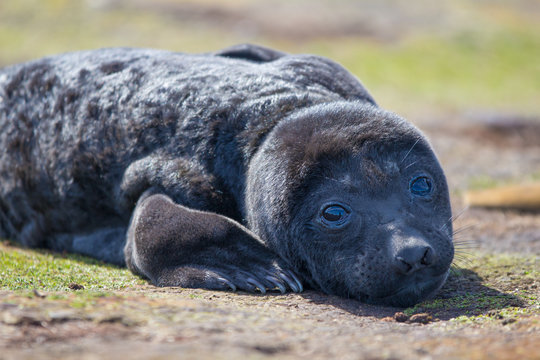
{"left": 124, "top": 193, "right": 302, "bottom": 294}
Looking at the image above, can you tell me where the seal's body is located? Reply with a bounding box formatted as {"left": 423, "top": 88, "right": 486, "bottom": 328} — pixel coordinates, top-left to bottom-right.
{"left": 0, "top": 45, "right": 453, "bottom": 306}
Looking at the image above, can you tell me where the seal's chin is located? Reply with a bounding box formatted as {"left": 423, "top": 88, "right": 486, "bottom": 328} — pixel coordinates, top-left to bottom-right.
{"left": 366, "top": 271, "right": 449, "bottom": 308}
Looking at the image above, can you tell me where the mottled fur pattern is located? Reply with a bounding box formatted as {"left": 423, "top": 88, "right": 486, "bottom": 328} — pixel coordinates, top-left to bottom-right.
{"left": 0, "top": 44, "right": 453, "bottom": 306}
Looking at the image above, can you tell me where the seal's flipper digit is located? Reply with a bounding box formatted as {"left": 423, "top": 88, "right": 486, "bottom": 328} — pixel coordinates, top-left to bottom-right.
{"left": 246, "top": 277, "right": 267, "bottom": 294}
{"left": 265, "top": 275, "right": 286, "bottom": 294}
{"left": 217, "top": 276, "right": 237, "bottom": 292}
{"left": 124, "top": 193, "right": 302, "bottom": 294}
{"left": 280, "top": 271, "right": 303, "bottom": 293}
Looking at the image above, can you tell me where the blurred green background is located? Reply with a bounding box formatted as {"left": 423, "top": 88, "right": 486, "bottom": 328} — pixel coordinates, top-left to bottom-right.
{"left": 1, "top": 0, "right": 538, "bottom": 119}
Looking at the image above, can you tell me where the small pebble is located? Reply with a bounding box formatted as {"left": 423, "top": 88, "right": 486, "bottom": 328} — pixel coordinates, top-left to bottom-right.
{"left": 393, "top": 312, "right": 409, "bottom": 322}
{"left": 502, "top": 318, "right": 516, "bottom": 325}
{"left": 409, "top": 313, "right": 432, "bottom": 324}
{"left": 33, "top": 289, "right": 46, "bottom": 298}
{"left": 68, "top": 283, "right": 84, "bottom": 290}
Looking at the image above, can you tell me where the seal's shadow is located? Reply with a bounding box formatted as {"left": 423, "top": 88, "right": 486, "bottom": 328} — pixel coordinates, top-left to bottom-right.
{"left": 298, "top": 268, "right": 525, "bottom": 320}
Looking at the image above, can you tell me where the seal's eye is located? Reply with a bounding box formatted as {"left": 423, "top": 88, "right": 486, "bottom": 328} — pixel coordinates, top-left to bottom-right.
{"left": 410, "top": 176, "right": 432, "bottom": 196}
{"left": 321, "top": 204, "right": 350, "bottom": 228}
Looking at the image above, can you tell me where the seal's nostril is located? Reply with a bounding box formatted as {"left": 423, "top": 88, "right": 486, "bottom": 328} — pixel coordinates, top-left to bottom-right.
{"left": 396, "top": 256, "right": 412, "bottom": 274}
{"left": 421, "top": 247, "right": 434, "bottom": 266}
{"left": 394, "top": 245, "right": 435, "bottom": 275}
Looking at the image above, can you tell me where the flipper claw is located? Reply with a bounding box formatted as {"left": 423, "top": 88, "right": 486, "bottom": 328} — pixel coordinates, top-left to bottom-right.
{"left": 265, "top": 275, "right": 286, "bottom": 294}
{"left": 286, "top": 270, "right": 303, "bottom": 292}
{"left": 247, "top": 277, "right": 267, "bottom": 294}
{"left": 217, "top": 276, "right": 237, "bottom": 292}
{"left": 279, "top": 272, "right": 299, "bottom": 293}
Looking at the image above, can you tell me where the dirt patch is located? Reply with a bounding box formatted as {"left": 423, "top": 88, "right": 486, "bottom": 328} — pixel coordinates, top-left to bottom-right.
{"left": 425, "top": 111, "right": 540, "bottom": 152}
{"left": 1, "top": 246, "right": 538, "bottom": 360}
{"left": 467, "top": 121, "right": 540, "bottom": 149}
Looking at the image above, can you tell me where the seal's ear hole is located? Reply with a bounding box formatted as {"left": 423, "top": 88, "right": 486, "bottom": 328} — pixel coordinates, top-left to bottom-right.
{"left": 319, "top": 203, "right": 351, "bottom": 228}
{"left": 409, "top": 176, "right": 433, "bottom": 197}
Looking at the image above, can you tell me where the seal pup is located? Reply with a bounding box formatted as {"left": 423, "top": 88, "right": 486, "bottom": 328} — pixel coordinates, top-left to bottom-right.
{"left": 0, "top": 44, "right": 454, "bottom": 306}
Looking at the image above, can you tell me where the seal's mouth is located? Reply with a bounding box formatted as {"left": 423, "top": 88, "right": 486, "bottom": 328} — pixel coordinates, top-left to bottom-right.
{"left": 366, "top": 270, "right": 449, "bottom": 307}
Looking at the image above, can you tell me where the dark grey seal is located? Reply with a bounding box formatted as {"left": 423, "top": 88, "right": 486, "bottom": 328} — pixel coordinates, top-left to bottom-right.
{"left": 0, "top": 44, "right": 454, "bottom": 306}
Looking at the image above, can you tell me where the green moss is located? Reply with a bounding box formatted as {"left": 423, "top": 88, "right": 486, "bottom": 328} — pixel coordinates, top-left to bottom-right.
{"left": 0, "top": 242, "right": 145, "bottom": 291}
{"left": 471, "top": 253, "right": 538, "bottom": 284}
{"left": 450, "top": 307, "right": 536, "bottom": 325}
{"left": 403, "top": 252, "right": 538, "bottom": 319}
{"left": 403, "top": 293, "right": 522, "bottom": 317}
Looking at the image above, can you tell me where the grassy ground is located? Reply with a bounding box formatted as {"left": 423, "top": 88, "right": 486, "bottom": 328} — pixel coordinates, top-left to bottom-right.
{"left": 0, "top": 241, "right": 145, "bottom": 291}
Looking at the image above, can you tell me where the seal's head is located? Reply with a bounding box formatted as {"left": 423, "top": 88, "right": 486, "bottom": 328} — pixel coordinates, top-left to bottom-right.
{"left": 246, "top": 102, "right": 453, "bottom": 307}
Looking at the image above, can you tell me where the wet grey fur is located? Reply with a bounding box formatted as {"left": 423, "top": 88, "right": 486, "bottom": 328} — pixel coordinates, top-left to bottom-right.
{"left": 0, "top": 44, "right": 453, "bottom": 306}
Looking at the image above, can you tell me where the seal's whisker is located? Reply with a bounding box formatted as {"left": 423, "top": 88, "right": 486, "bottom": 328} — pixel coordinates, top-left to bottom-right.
{"left": 454, "top": 251, "right": 477, "bottom": 257}
{"left": 404, "top": 160, "right": 418, "bottom": 170}
{"left": 400, "top": 138, "right": 420, "bottom": 164}
{"left": 454, "top": 246, "right": 477, "bottom": 252}
{"left": 454, "top": 236, "right": 476, "bottom": 241}
{"left": 451, "top": 257, "right": 475, "bottom": 270}
{"left": 453, "top": 250, "right": 476, "bottom": 261}
{"left": 452, "top": 262, "right": 474, "bottom": 272}
{"left": 451, "top": 206, "right": 470, "bottom": 222}
{"left": 453, "top": 246, "right": 475, "bottom": 253}
{"left": 453, "top": 239, "right": 477, "bottom": 246}
{"left": 449, "top": 263, "right": 466, "bottom": 275}
{"left": 453, "top": 234, "right": 475, "bottom": 240}
{"left": 449, "top": 265, "right": 473, "bottom": 278}
{"left": 452, "top": 224, "right": 475, "bottom": 236}
{"left": 450, "top": 260, "right": 468, "bottom": 269}
{"left": 453, "top": 239, "right": 477, "bottom": 247}
{"left": 453, "top": 242, "right": 477, "bottom": 253}
{"left": 453, "top": 235, "right": 478, "bottom": 249}
{"left": 453, "top": 244, "right": 476, "bottom": 254}
{"left": 448, "top": 258, "right": 473, "bottom": 275}
{"left": 440, "top": 206, "right": 469, "bottom": 232}
{"left": 453, "top": 252, "right": 475, "bottom": 260}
